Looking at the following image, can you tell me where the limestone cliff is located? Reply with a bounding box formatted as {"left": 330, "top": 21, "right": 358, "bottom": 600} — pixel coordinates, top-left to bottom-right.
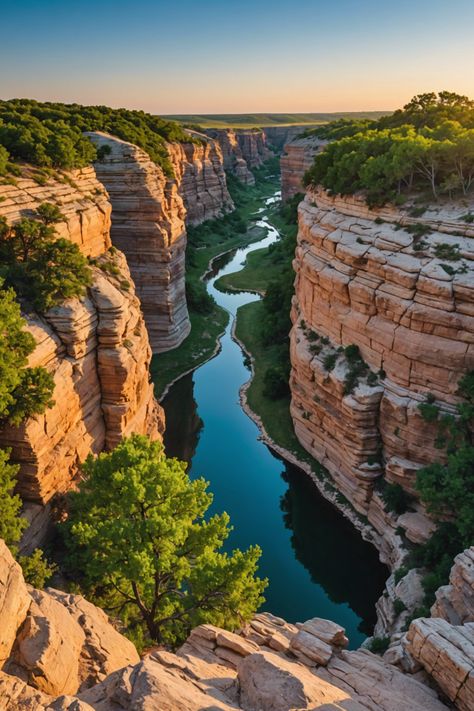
{"left": 1, "top": 538, "right": 461, "bottom": 710}
{"left": 236, "top": 129, "right": 273, "bottom": 168}
{"left": 166, "top": 132, "right": 235, "bottom": 224}
{"left": 0, "top": 170, "right": 163, "bottom": 544}
{"left": 86, "top": 132, "right": 190, "bottom": 353}
{"left": 290, "top": 188, "right": 474, "bottom": 560}
{"left": 281, "top": 135, "right": 327, "bottom": 201}
{"left": 205, "top": 128, "right": 255, "bottom": 184}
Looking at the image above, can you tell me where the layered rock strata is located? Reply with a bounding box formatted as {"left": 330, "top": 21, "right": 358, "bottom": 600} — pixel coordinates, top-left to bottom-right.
{"left": 0, "top": 251, "right": 163, "bottom": 507}
{"left": 205, "top": 128, "right": 255, "bottom": 184}
{"left": 167, "top": 131, "right": 235, "bottom": 223}
{"left": 0, "top": 167, "right": 111, "bottom": 257}
{"left": 236, "top": 129, "right": 273, "bottom": 168}
{"left": 281, "top": 135, "right": 327, "bottom": 201}
{"left": 3, "top": 538, "right": 472, "bottom": 709}
{"left": 86, "top": 132, "right": 190, "bottom": 353}
{"left": 0, "top": 540, "right": 138, "bottom": 700}
{"left": 290, "top": 188, "right": 474, "bottom": 557}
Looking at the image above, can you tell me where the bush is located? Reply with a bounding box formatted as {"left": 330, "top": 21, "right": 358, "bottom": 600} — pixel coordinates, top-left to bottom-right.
{"left": 323, "top": 352, "right": 337, "bottom": 371}
{"left": 263, "top": 366, "right": 290, "bottom": 399}
{"left": 0, "top": 210, "right": 92, "bottom": 312}
{"left": 369, "top": 637, "right": 390, "bottom": 654}
{"left": 381, "top": 483, "right": 412, "bottom": 515}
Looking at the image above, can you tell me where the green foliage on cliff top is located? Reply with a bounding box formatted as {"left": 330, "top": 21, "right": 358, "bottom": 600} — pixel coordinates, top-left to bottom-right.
{"left": 63, "top": 434, "right": 267, "bottom": 648}
{"left": 0, "top": 202, "right": 92, "bottom": 312}
{"left": 0, "top": 99, "right": 194, "bottom": 175}
{"left": 304, "top": 91, "right": 474, "bottom": 205}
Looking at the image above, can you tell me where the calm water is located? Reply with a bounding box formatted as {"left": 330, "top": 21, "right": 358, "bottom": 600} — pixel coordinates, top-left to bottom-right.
{"left": 160, "top": 189, "right": 388, "bottom": 647}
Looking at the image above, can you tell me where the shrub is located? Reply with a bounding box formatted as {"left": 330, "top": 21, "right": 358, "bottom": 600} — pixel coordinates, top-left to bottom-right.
{"left": 369, "top": 637, "right": 390, "bottom": 654}
{"left": 381, "top": 482, "right": 412, "bottom": 515}
{"left": 323, "top": 352, "right": 337, "bottom": 371}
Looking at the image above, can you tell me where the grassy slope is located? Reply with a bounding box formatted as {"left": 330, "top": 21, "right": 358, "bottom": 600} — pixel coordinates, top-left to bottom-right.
{"left": 164, "top": 112, "right": 388, "bottom": 129}
{"left": 151, "top": 160, "right": 281, "bottom": 398}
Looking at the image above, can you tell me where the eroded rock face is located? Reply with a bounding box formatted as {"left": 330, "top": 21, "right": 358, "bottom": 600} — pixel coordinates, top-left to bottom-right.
{"left": 78, "top": 612, "right": 448, "bottom": 710}
{"left": 0, "top": 541, "right": 31, "bottom": 666}
{"left": 0, "top": 167, "right": 111, "bottom": 258}
{"left": 290, "top": 189, "right": 474, "bottom": 551}
{"left": 86, "top": 132, "right": 190, "bottom": 353}
{"left": 432, "top": 548, "right": 474, "bottom": 625}
{"left": 205, "top": 128, "right": 255, "bottom": 184}
{"left": 0, "top": 539, "right": 140, "bottom": 702}
{"left": 0, "top": 252, "right": 163, "bottom": 508}
{"left": 236, "top": 129, "right": 273, "bottom": 168}
{"left": 280, "top": 135, "right": 327, "bottom": 201}
{"left": 167, "top": 133, "right": 235, "bottom": 224}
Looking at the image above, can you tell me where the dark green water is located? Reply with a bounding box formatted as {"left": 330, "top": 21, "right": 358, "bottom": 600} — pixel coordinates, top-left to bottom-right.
{"left": 159, "top": 191, "right": 388, "bottom": 648}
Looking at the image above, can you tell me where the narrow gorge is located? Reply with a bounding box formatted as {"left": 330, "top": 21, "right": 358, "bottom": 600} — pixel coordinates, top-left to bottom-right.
{"left": 0, "top": 97, "right": 473, "bottom": 711}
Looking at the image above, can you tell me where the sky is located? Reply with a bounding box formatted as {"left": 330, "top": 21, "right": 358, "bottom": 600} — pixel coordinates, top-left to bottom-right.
{"left": 1, "top": 0, "right": 474, "bottom": 115}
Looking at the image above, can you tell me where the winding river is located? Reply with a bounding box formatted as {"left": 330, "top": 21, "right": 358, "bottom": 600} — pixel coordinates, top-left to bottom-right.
{"left": 160, "top": 188, "right": 388, "bottom": 648}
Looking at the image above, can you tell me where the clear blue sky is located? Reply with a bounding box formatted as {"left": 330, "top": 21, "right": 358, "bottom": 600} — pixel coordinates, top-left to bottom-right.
{"left": 1, "top": 0, "right": 473, "bottom": 114}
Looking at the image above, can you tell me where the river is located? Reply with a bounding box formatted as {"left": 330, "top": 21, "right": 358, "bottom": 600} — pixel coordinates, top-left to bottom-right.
{"left": 160, "top": 188, "right": 388, "bottom": 648}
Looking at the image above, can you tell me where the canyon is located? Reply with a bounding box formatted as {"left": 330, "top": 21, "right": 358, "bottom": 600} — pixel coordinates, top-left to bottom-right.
{"left": 0, "top": 117, "right": 473, "bottom": 709}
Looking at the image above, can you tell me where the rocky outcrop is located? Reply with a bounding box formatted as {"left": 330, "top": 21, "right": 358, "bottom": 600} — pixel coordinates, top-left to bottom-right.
{"left": 290, "top": 189, "right": 474, "bottom": 557}
{"left": 0, "top": 249, "right": 163, "bottom": 511}
{"left": 76, "top": 612, "right": 448, "bottom": 710}
{"left": 205, "top": 128, "right": 255, "bottom": 184}
{"left": 167, "top": 132, "right": 235, "bottom": 223}
{"left": 86, "top": 132, "right": 190, "bottom": 353}
{"left": 280, "top": 135, "right": 327, "bottom": 201}
{"left": 0, "top": 540, "right": 139, "bottom": 702}
{"left": 432, "top": 549, "right": 474, "bottom": 625}
{"left": 236, "top": 129, "right": 273, "bottom": 168}
{"left": 0, "top": 167, "right": 111, "bottom": 257}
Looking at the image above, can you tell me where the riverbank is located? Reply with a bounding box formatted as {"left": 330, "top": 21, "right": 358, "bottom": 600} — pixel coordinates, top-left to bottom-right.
{"left": 152, "top": 159, "right": 281, "bottom": 398}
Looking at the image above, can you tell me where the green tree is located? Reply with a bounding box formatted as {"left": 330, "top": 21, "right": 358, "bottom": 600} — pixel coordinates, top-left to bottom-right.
{"left": 64, "top": 435, "right": 267, "bottom": 647}
{"left": 0, "top": 283, "right": 54, "bottom": 425}
{"left": 0, "top": 447, "right": 56, "bottom": 585}
{"left": 0, "top": 211, "right": 91, "bottom": 312}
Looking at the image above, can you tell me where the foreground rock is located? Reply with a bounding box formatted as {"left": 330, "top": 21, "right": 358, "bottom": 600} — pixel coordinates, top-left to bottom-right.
{"left": 86, "top": 132, "right": 190, "bottom": 353}
{"left": 0, "top": 540, "right": 139, "bottom": 702}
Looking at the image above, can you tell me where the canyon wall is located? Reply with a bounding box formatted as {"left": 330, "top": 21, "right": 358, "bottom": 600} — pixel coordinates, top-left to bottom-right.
{"left": 0, "top": 169, "right": 163, "bottom": 547}
{"left": 280, "top": 135, "right": 327, "bottom": 201}
{"left": 264, "top": 125, "right": 317, "bottom": 152}
{"left": 86, "top": 132, "right": 190, "bottom": 353}
{"left": 290, "top": 188, "right": 474, "bottom": 560}
{"left": 236, "top": 129, "right": 273, "bottom": 168}
{"left": 2, "top": 536, "right": 466, "bottom": 710}
{"left": 167, "top": 132, "right": 235, "bottom": 223}
{"left": 205, "top": 128, "right": 255, "bottom": 184}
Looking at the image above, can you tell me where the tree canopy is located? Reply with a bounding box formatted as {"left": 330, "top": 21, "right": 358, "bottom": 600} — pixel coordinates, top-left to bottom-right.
{"left": 0, "top": 99, "right": 195, "bottom": 176}
{"left": 0, "top": 203, "right": 92, "bottom": 312}
{"left": 63, "top": 435, "right": 267, "bottom": 647}
{"left": 304, "top": 91, "right": 474, "bottom": 205}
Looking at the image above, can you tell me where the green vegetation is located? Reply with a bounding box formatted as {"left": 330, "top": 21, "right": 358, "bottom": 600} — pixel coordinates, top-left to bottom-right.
{"left": 304, "top": 91, "right": 474, "bottom": 206}
{"left": 0, "top": 282, "right": 55, "bottom": 426}
{"left": 380, "top": 482, "right": 412, "bottom": 515}
{"left": 0, "top": 448, "right": 56, "bottom": 585}
{"left": 152, "top": 160, "right": 281, "bottom": 398}
{"left": 165, "top": 112, "right": 387, "bottom": 130}
{"left": 397, "top": 372, "right": 474, "bottom": 615}
{"left": 63, "top": 435, "right": 266, "bottom": 648}
{"left": 0, "top": 99, "right": 194, "bottom": 175}
{"left": 368, "top": 636, "right": 391, "bottom": 654}
{"left": 0, "top": 203, "right": 91, "bottom": 312}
